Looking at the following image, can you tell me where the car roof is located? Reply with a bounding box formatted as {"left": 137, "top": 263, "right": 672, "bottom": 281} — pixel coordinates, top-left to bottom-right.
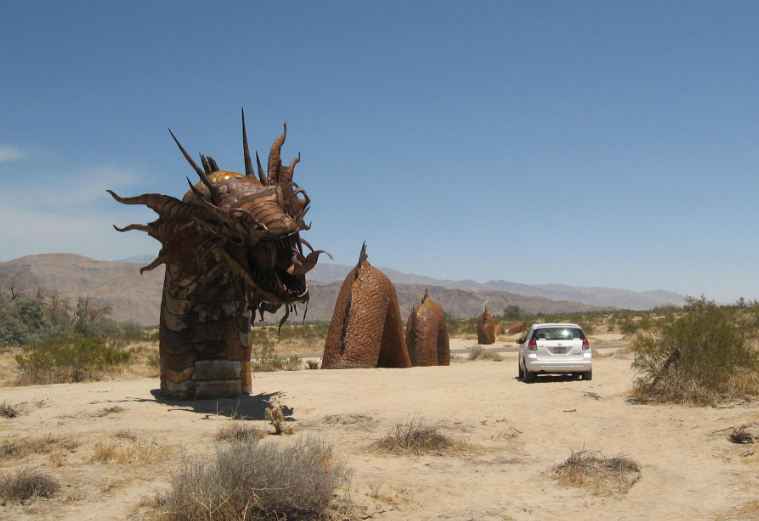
{"left": 531, "top": 323, "right": 582, "bottom": 329}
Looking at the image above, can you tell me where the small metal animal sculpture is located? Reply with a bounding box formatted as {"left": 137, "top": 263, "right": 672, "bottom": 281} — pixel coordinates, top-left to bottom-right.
{"left": 405, "top": 289, "right": 450, "bottom": 366}
{"left": 321, "top": 244, "right": 412, "bottom": 369}
{"left": 109, "top": 112, "right": 327, "bottom": 399}
{"left": 494, "top": 324, "right": 506, "bottom": 336}
{"left": 477, "top": 308, "right": 496, "bottom": 345}
{"left": 504, "top": 320, "right": 527, "bottom": 335}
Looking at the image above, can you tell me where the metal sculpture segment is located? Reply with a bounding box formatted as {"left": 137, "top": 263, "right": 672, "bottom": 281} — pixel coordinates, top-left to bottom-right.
{"left": 477, "top": 308, "right": 496, "bottom": 345}
{"left": 405, "top": 289, "right": 450, "bottom": 366}
{"left": 110, "top": 112, "right": 328, "bottom": 399}
{"left": 321, "top": 244, "right": 412, "bottom": 369}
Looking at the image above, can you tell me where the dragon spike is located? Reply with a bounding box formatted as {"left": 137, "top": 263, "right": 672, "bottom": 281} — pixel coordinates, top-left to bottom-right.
{"left": 169, "top": 129, "right": 222, "bottom": 205}
{"left": 288, "top": 153, "right": 301, "bottom": 175}
{"left": 208, "top": 157, "right": 219, "bottom": 172}
{"left": 267, "top": 121, "right": 287, "bottom": 184}
{"left": 255, "top": 151, "right": 266, "bottom": 185}
{"left": 200, "top": 154, "right": 213, "bottom": 176}
{"left": 359, "top": 241, "right": 368, "bottom": 264}
{"left": 241, "top": 108, "right": 255, "bottom": 178}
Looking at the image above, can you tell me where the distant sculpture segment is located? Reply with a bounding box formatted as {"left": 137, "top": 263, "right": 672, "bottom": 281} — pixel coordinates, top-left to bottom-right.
{"left": 110, "top": 112, "right": 327, "bottom": 399}
{"left": 477, "top": 308, "right": 496, "bottom": 345}
{"left": 321, "top": 244, "right": 412, "bottom": 369}
{"left": 405, "top": 289, "right": 450, "bottom": 366}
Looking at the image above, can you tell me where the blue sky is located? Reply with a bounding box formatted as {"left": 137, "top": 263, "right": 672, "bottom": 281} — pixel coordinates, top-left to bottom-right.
{"left": 2, "top": 1, "right": 758, "bottom": 302}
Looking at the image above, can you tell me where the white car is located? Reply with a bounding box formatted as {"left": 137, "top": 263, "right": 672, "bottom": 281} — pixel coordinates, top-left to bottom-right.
{"left": 517, "top": 323, "right": 592, "bottom": 382}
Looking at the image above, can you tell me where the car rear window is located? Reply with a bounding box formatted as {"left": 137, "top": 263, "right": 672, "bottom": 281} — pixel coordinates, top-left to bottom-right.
{"left": 532, "top": 327, "right": 585, "bottom": 341}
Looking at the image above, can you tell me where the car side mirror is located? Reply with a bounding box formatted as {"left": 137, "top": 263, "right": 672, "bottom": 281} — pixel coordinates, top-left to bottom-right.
{"left": 516, "top": 338, "right": 525, "bottom": 345}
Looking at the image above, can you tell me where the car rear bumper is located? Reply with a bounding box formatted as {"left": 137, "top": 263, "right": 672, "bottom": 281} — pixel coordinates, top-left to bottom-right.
{"left": 524, "top": 354, "right": 592, "bottom": 374}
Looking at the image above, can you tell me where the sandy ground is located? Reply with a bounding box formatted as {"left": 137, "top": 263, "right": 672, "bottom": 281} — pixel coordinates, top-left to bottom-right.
{"left": 2, "top": 346, "right": 759, "bottom": 520}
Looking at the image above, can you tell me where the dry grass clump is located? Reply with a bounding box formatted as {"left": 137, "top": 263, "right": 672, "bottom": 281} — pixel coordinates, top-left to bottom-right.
{"left": 373, "top": 417, "right": 470, "bottom": 456}
{"left": 156, "top": 436, "right": 349, "bottom": 521}
{"left": 216, "top": 420, "right": 265, "bottom": 443}
{"left": 554, "top": 449, "right": 641, "bottom": 496}
{"left": 305, "top": 359, "right": 320, "bottom": 370}
{"left": 1, "top": 434, "right": 79, "bottom": 461}
{"left": 90, "top": 432, "right": 170, "bottom": 465}
{"left": 1, "top": 400, "right": 18, "bottom": 418}
{"left": 469, "top": 345, "right": 503, "bottom": 361}
{"left": 0, "top": 467, "right": 60, "bottom": 502}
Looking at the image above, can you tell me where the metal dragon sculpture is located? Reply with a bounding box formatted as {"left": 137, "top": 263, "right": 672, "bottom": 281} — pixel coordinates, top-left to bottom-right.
{"left": 405, "top": 289, "right": 450, "bottom": 366}
{"left": 109, "top": 111, "right": 328, "bottom": 399}
{"left": 321, "top": 244, "right": 412, "bottom": 369}
{"left": 477, "top": 308, "right": 496, "bottom": 345}
{"left": 322, "top": 245, "right": 450, "bottom": 368}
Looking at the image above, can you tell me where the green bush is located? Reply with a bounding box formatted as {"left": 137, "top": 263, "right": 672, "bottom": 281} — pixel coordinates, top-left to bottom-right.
{"left": 15, "top": 336, "right": 132, "bottom": 384}
{"left": 631, "top": 296, "right": 759, "bottom": 405}
{"left": 158, "top": 436, "right": 348, "bottom": 520}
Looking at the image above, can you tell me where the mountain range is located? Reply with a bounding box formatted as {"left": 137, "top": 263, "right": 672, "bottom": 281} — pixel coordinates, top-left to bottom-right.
{"left": 0, "top": 254, "right": 685, "bottom": 326}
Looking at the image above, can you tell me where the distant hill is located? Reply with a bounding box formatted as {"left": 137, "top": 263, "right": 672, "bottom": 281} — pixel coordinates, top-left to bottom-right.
{"left": 0, "top": 254, "right": 613, "bottom": 326}
{"left": 307, "top": 263, "right": 686, "bottom": 310}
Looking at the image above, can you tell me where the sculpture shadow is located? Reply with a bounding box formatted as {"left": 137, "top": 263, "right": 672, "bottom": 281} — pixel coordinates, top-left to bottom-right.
{"left": 144, "top": 389, "right": 295, "bottom": 421}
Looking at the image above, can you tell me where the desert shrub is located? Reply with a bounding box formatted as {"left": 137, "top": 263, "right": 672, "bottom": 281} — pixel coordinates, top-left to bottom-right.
{"left": 216, "top": 420, "right": 265, "bottom": 444}
{"left": 631, "top": 296, "right": 759, "bottom": 405}
{"left": 554, "top": 449, "right": 640, "bottom": 495}
{"left": 1, "top": 401, "right": 18, "bottom": 418}
{"left": 469, "top": 345, "right": 503, "bottom": 361}
{"left": 157, "top": 436, "right": 349, "bottom": 520}
{"left": 305, "top": 359, "right": 319, "bottom": 370}
{"left": 373, "top": 417, "right": 463, "bottom": 456}
{"left": 15, "top": 335, "right": 132, "bottom": 384}
{"left": 0, "top": 467, "right": 60, "bottom": 501}
{"left": 503, "top": 305, "right": 526, "bottom": 319}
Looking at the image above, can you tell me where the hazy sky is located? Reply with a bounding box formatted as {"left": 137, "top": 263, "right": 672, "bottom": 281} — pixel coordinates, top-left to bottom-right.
{"left": 2, "top": 1, "right": 758, "bottom": 302}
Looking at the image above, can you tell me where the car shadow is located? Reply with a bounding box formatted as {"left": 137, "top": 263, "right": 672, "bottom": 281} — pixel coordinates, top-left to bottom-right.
{"left": 518, "top": 374, "right": 582, "bottom": 384}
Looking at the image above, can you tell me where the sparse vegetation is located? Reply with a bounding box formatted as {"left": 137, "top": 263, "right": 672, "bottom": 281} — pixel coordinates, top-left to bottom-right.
{"left": 90, "top": 432, "right": 170, "bottom": 466}
{"left": 373, "top": 417, "right": 471, "bottom": 456}
{"left": 156, "top": 436, "right": 349, "bottom": 520}
{"left": 469, "top": 345, "right": 503, "bottom": 361}
{"left": 0, "top": 466, "right": 60, "bottom": 502}
{"left": 554, "top": 449, "right": 641, "bottom": 495}
{"left": 14, "top": 335, "right": 132, "bottom": 385}
{"left": 251, "top": 341, "right": 302, "bottom": 372}
{"left": 630, "top": 296, "right": 759, "bottom": 405}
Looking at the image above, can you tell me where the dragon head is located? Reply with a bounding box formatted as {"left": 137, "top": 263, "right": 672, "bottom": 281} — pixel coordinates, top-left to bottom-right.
{"left": 109, "top": 111, "right": 330, "bottom": 321}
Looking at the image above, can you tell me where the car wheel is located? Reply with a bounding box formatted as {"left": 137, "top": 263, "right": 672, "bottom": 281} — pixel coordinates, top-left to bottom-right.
{"left": 582, "top": 369, "right": 593, "bottom": 381}
{"left": 523, "top": 367, "right": 536, "bottom": 383}
{"left": 518, "top": 361, "right": 524, "bottom": 380}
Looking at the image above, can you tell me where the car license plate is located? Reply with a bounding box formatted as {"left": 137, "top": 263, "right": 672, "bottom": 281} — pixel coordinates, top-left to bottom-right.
{"left": 554, "top": 347, "right": 566, "bottom": 354}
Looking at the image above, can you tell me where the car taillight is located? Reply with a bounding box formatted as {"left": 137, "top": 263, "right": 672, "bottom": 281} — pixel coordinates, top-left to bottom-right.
{"left": 528, "top": 339, "right": 537, "bottom": 351}
{"left": 582, "top": 338, "right": 590, "bottom": 350}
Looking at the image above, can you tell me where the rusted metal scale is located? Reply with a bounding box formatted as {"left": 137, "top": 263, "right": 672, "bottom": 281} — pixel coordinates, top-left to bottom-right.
{"left": 405, "top": 289, "right": 450, "bottom": 366}
{"left": 477, "top": 308, "right": 496, "bottom": 345}
{"left": 504, "top": 320, "right": 527, "bottom": 335}
{"left": 110, "top": 112, "right": 328, "bottom": 399}
{"left": 321, "top": 244, "right": 412, "bottom": 369}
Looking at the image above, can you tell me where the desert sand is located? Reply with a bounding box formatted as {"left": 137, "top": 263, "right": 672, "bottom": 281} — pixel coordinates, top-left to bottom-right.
{"left": 1, "top": 341, "right": 759, "bottom": 520}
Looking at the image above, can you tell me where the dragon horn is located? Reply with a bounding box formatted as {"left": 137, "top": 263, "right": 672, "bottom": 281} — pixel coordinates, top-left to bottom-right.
{"left": 267, "top": 121, "right": 287, "bottom": 184}
{"left": 242, "top": 108, "right": 255, "bottom": 178}
{"left": 169, "top": 129, "right": 222, "bottom": 205}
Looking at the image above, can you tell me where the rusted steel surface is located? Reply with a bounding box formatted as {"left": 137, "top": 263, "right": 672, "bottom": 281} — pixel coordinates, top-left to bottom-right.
{"left": 322, "top": 244, "right": 412, "bottom": 369}
{"left": 405, "top": 289, "right": 450, "bottom": 366}
{"left": 110, "top": 112, "right": 327, "bottom": 399}
{"left": 477, "top": 308, "right": 496, "bottom": 345}
{"left": 504, "top": 321, "right": 527, "bottom": 335}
